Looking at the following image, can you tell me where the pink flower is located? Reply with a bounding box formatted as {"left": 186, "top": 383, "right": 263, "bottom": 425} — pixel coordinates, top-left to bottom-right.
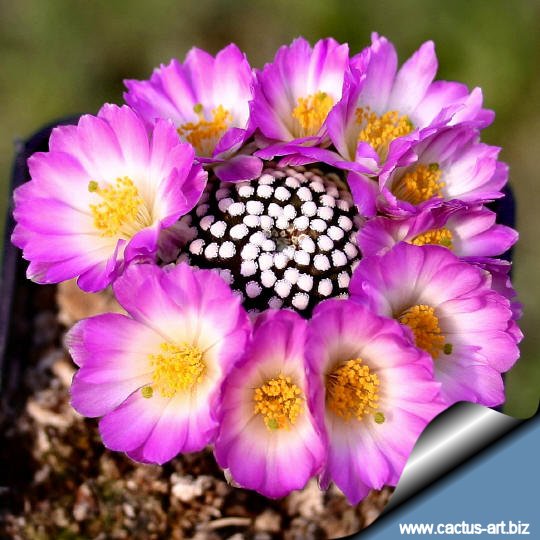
{"left": 67, "top": 263, "right": 250, "bottom": 464}
{"left": 214, "top": 310, "right": 325, "bottom": 498}
{"left": 12, "top": 104, "right": 206, "bottom": 292}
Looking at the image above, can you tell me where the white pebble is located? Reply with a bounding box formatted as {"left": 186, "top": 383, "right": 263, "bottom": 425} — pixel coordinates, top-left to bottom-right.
{"left": 344, "top": 242, "right": 358, "bottom": 259}
{"left": 237, "top": 184, "right": 255, "bottom": 197}
{"left": 318, "top": 206, "right": 334, "bottom": 221}
{"left": 261, "top": 269, "right": 277, "bottom": 288}
{"left": 218, "top": 197, "right": 233, "bottom": 212}
{"left": 338, "top": 271, "right": 350, "bottom": 288}
{"left": 311, "top": 218, "right": 327, "bottom": 232}
{"left": 292, "top": 292, "right": 310, "bottom": 310}
{"left": 196, "top": 204, "right": 210, "bottom": 217}
{"left": 243, "top": 214, "right": 260, "bottom": 228}
{"left": 241, "top": 260, "right": 257, "bottom": 277}
{"left": 246, "top": 281, "right": 262, "bottom": 298}
{"left": 260, "top": 215, "right": 273, "bottom": 230}
{"left": 317, "top": 235, "right": 334, "bottom": 252}
{"left": 284, "top": 267, "right": 299, "bottom": 284}
{"left": 318, "top": 278, "right": 333, "bottom": 296}
{"left": 301, "top": 201, "right": 317, "bottom": 217}
{"left": 285, "top": 176, "right": 301, "bottom": 188}
{"left": 219, "top": 241, "right": 235, "bottom": 259}
{"left": 257, "top": 184, "right": 274, "bottom": 198}
{"left": 230, "top": 223, "right": 249, "bottom": 240}
{"left": 294, "top": 250, "right": 310, "bottom": 266}
{"left": 293, "top": 216, "right": 309, "bottom": 231}
{"left": 338, "top": 215, "right": 353, "bottom": 231}
{"left": 262, "top": 239, "right": 276, "bottom": 252}
{"left": 275, "top": 279, "right": 292, "bottom": 298}
{"left": 246, "top": 200, "right": 264, "bottom": 215}
{"left": 259, "top": 173, "right": 275, "bottom": 185}
{"left": 283, "top": 204, "right": 297, "bottom": 220}
{"left": 204, "top": 243, "right": 218, "bottom": 259}
{"left": 297, "top": 187, "right": 312, "bottom": 201}
{"left": 258, "top": 252, "right": 273, "bottom": 271}
{"left": 228, "top": 202, "right": 245, "bottom": 216}
{"left": 332, "top": 250, "right": 347, "bottom": 267}
{"left": 314, "top": 253, "right": 330, "bottom": 271}
{"left": 189, "top": 239, "right": 205, "bottom": 255}
{"left": 268, "top": 296, "right": 283, "bottom": 309}
{"left": 273, "top": 252, "right": 289, "bottom": 269}
{"left": 274, "top": 186, "right": 291, "bottom": 201}
{"left": 241, "top": 243, "right": 259, "bottom": 260}
{"left": 297, "top": 274, "right": 313, "bottom": 292}
{"left": 320, "top": 194, "right": 336, "bottom": 207}
{"left": 268, "top": 203, "right": 282, "bottom": 218}
{"left": 210, "top": 220, "right": 226, "bottom": 238}
{"left": 200, "top": 215, "right": 215, "bottom": 231}
{"left": 328, "top": 225, "right": 345, "bottom": 241}
{"left": 299, "top": 236, "right": 316, "bottom": 253}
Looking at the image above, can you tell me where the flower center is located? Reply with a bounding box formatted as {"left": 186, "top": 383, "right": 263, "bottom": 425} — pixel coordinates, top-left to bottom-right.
{"left": 391, "top": 163, "right": 444, "bottom": 205}
{"left": 88, "top": 177, "right": 149, "bottom": 238}
{"left": 145, "top": 342, "right": 206, "bottom": 398}
{"left": 178, "top": 164, "right": 361, "bottom": 316}
{"left": 326, "top": 358, "right": 381, "bottom": 422}
{"left": 178, "top": 104, "right": 233, "bottom": 156}
{"left": 253, "top": 373, "right": 303, "bottom": 430}
{"left": 410, "top": 227, "right": 453, "bottom": 249}
{"left": 291, "top": 91, "right": 334, "bottom": 137}
{"left": 355, "top": 107, "right": 413, "bottom": 159}
{"left": 398, "top": 304, "right": 450, "bottom": 359}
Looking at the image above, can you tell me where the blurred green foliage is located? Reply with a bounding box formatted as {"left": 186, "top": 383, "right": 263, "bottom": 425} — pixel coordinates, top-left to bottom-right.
{"left": 1, "top": 0, "right": 538, "bottom": 416}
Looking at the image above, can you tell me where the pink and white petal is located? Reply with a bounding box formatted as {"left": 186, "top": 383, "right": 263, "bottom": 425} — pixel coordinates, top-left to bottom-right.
{"left": 213, "top": 154, "right": 263, "bottom": 182}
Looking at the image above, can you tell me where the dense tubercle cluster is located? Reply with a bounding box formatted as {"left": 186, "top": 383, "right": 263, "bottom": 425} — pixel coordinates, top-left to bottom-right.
{"left": 12, "top": 34, "right": 521, "bottom": 505}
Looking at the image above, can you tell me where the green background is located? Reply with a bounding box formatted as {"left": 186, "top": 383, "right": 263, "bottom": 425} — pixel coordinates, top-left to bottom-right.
{"left": 1, "top": 0, "right": 538, "bottom": 417}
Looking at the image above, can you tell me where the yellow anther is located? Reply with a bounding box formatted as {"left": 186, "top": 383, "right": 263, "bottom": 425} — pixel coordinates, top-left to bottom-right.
{"left": 141, "top": 386, "right": 153, "bottom": 399}
{"left": 148, "top": 342, "right": 205, "bottom": 398}
{"left": 253, "top": 374, "right": 303, "bottom": 430}
{"left": 178, "top": 104, "right": 233, "bottom": 156}
{"left": 392, "top": 163, "right": 444, "bottom": 205}
{"left": 398, "top": 304, "right": 446, "bottom": 359}
{"left": 326, "top": 358, "right": 380, "bottom": 422}
{"left": 89, "top": 176, "right": 149, "bottom": 238}
{"left": 374, "top": 411, "right": 386, "bottom": 424}
{"left": 356, "top": 107, "right": 413, "bottom": 159}
{"left": 410, "top": 227, "right": 453, "bottom": 249}
{"left": 291, "top": 91, "right": 334, "bottom": 137}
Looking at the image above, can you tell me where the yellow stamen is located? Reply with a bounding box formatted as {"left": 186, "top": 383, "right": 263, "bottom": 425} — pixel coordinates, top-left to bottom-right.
{"left": 88, "top": 176, "right": 150, "bottom": 238}
{"left": 148, "top": 342, "right": 206, "bottom": 398}
{"left": 392, "top": 163, "right": 444, "bottom": 205}
{"left": 356, "top": 106, "right": 413, "bottom": 159}
{"left": 291, "top": 91, "right": 334, "bottom": 137}
{"left": 398, "top": 304, "right": 446, "bottom": 359}
{"left": 178, "top": 104, "right": 233, "bottom": 156}
{"left": 253, "top": 373, "right": 303, "bottom": 430}
{"left": 326, "top": 358, "right": 380, "bottom": 422}
{"left": 410, "top": 227, "right": 453, "bottom": 249}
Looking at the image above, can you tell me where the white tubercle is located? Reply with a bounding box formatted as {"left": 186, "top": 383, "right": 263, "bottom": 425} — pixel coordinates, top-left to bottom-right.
{"left": 246, "top": 200, "right": 264, "bottom": 215}
{"left": 228, "top": 202, "right": 245, "bottom": 216}
{"left": 246, "top": 281, "right": 262, "bottom": 298}
{"left": 332, "top": 250, "right": 348, "bottom": 267}
{"left": 301, "top": 201, "right": 317, "bottom": 217}
{"left": 297, "top": 273, "right": 313, "bottom": 292}
{"left": 296, "top": 186, "right": 312, "bottom": 201}
{"left": 219, "top": 269, "right": 234, "bottom": 284}
{"left": 257, "top": 184, "right": 274, "bottom": 199}
{"left": 317, "top": 206, "right": 334, "bottom": 221}
{"left": 240, "top": 260, "right": 257, "bottom": 277}
{"left": 216, "top": 188, "right": 230, "bottom": 200}
{"left": 283, "top": 204, "right": 297, "bottom": 220}
{"left": 241, "top": 243, "right": 259, "bottom": 260}
{"left": 237, "top": 184, "right": 255, "bottom": 198}
{"left": 344, "top": 242, "right": 358, "bottom": 258}
{"left": 326, "top": 184, "right": 339, "bottom": 198}
{"left": 299, "top": 236, "right": 316, "bottom": 253}
{"left": 294, "top": 250, "right": 310, "bottom": 266}
{"left": 219, "top": 241, "right": 235, "bottom": 259}
{"left": 314, "top": 253, "right": 330, "bottom": 271}
{"left": 292, "top": 292, "right": 309, "bottom": 310}
{"left": 218, "top": 197, "right": 233, "bottom": 213}
{"left": 268, "top": 296, "right": 283, "bottom": 309}
{"left": 230, "top": 223, "right": 249, "bottom": 240}
{"left": 250, "top": 231, "right": 267, "bottom": 246}
{"left": 243, "top": 214, "right": 260, "bottom": 228}
{"left": 310, "top": 181, "right": 325, "bottom": 193}
{"left": 285, "top": 176, "right": 301, "bottom": 188}
{"left": 260, "top": 215, "right": 273, "bottom": 230}
{"left": 273, "top": 252, "right": 289, "bottom": 269}
{"left": 262, "top": 239, "right": 276, "bottom": 252}
{"left": 200, "top": 215, "right": 215, "bottom": 231}
{"left": 317, "top": 235, "right": 334, "bottom": 252}
{"left": 258, "top": 252, "right": 273, "bottom": 271}
{"left": 275, "top": 216, "right": 289, "bottom": 230}
{"left": 328, "top": 225, "right": 345, "bottom": 241}
{"left": 293, "top": 216, "right": 309, "bottom": 231}
{"left": 284, "top": 267, "right": 299, "bottom": 284}
{"left": 338, "top": 215, "right": 353, "bottom": 231}
{"left": 204, "top": 243, "right": 219, "bottom": 259}
{"left": 336, "top": 199, "right": 351, "bottom": 211}
{"left": 337, "top": 271, "right": 350, "bottom": 288}
{"left": 274, "top": 186, "right": 291, "bottom": 201}
{"left": 311, "top": 218, "right": 327, "bottom": 232}
{"left": 210, "top": 220, "right": 227, "bottom": 238}
{"left": 189, "top": 239, "right": 205, "bottom": 255}
{"left": 259, "top": 173, "right": 275, "bottom": 185}
{"left": 196, "top": 204, "right": 210, "bottom": 217}
{"left": 318, "top": 278, "right": 333, "bottom": 296}
{"left": 320, "top": 194, "right": 336, "bottom": 207}
{"left": 275, "top": 279, "right": 292, "bottom": 298}
{"left": 268, "top": 202, "right": 282, "bottom": 218}
{"left": 261, "top": 269, "right": 277, "bottom": 288}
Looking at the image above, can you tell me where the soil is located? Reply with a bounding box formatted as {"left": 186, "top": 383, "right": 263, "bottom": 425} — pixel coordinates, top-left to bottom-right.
{"left": 0, "top": 280, "right": 392, "bottom": 540}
